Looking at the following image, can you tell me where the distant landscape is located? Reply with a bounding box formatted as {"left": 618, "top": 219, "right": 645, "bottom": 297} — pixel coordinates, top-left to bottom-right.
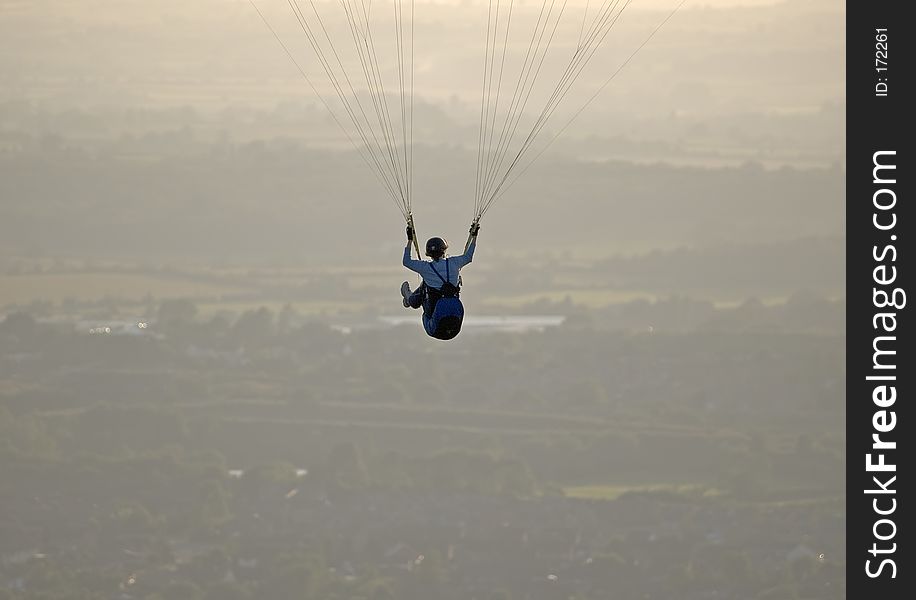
{"left": 2, "top": 297, "right": 845, "bottom": 599}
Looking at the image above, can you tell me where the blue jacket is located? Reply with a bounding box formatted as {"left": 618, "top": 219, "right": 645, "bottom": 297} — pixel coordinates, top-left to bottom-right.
{"left": 403, "top": 240, "right": 476, "bottom": 289}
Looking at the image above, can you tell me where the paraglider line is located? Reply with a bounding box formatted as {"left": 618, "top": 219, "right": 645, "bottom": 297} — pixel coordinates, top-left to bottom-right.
{"left": 483, "top": 0, "right": 688, "bottom": 216}
{"left": 247, "top": 0, "right": 405, "bottom": 214}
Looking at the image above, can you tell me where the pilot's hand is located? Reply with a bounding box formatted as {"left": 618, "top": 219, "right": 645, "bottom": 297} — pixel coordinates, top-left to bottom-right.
{"left": 406, "top": 226, "right": 415, "bottom": 241}
{"left": 469, "top": 222, "right": 480, "bottom": 237}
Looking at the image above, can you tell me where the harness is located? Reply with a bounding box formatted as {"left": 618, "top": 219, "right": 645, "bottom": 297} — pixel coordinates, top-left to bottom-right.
{"left": 429, "top": 259, "right": 459, "bottom": 298}
{"left": 422, "top": 258, "right": 465, "bottom": 340}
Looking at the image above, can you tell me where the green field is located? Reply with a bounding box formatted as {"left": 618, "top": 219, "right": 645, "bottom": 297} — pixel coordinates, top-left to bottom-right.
{"left": 0, "top": 272, "right": 247, "bottom": 306}
{"left": 563, "top": 483, "right": 725, "bottom": 501}
{"left": 2, "top": 263, "right": 787, "bottom": 315}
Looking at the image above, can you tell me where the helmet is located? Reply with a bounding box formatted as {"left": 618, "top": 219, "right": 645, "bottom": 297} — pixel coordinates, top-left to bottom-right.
{"left": 425, "top": 237, "right": 448, "bottom": 259}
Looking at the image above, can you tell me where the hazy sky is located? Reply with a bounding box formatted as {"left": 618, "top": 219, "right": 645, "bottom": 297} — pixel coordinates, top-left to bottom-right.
{"left": 1, "top": 0, "right": 845, "bottom": 266}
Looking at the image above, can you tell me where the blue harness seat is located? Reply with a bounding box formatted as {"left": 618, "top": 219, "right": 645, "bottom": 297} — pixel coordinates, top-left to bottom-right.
{"left": 423, "top": 295, "right": 464, "bottom": 340}
{"left": 422, "top": 260, "right": 464, "bottom": 340}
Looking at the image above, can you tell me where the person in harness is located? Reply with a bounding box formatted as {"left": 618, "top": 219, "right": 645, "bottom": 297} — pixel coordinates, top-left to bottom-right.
{"left": 401, "top": 222, "right": 480, "bottom": 339}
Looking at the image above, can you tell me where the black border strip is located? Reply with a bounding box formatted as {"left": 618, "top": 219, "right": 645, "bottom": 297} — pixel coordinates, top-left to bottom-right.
{"left": 848, "top": 2, "right": 910, "bottom": 594}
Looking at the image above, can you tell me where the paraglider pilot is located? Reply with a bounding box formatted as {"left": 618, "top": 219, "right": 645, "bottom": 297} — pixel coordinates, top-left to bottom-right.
{"left": 400, "top": 222, "right": 480, "bottom": 339}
